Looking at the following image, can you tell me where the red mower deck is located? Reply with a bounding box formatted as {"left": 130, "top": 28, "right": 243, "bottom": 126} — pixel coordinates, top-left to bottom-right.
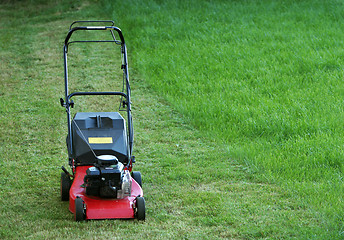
{"left": 69, "top": 166, "right": 143, "bottom": 220}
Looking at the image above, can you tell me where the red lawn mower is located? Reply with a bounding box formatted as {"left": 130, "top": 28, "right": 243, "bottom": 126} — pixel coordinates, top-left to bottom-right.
{"left": 59, "top": 21, "right": 145, "bottom": 221}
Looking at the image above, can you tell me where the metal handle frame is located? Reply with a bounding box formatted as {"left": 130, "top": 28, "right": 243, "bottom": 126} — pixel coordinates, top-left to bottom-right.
{"left": 69, "top": 20, "right": 115, "bottom": 29}
{"left": 62, "top": 22, "right": 134, "bottom": 159}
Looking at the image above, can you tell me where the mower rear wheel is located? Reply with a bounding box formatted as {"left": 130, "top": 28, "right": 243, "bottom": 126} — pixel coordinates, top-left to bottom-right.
{"left": 131, "top": 171, "right": 142, "bottom": 187}
{"left": 60, "top": 172, "right": 71, "bottom": 201}
{"left": 75, "top": 197, "right": 86, "bottom": 222}
{"left": 136, "top": 197, "right": 145, "bottom": 220}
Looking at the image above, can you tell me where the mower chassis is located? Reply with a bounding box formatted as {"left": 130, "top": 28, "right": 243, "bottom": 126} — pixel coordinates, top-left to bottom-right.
{"left": 69, "top": 166, "right": 143, "bottom": 220}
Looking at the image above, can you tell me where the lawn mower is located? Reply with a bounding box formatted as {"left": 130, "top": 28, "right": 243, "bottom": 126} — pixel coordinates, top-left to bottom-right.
{"left": 59, "top": 21, "right": 145, "bottom": 221}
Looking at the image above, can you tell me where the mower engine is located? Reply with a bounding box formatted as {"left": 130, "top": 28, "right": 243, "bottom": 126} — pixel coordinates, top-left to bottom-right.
{"left": 84, "top": 155, "right": 132, "bottom": 199}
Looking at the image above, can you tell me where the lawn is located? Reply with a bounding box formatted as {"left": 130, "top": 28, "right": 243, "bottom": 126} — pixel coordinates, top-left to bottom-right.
{"left": 0, "top": 0, "right": 343, "bottom": 239}
{"left": 108, "top": 0, "right": 344, "bottom": 237}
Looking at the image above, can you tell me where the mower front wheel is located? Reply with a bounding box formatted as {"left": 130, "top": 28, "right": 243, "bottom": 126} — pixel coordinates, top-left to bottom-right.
{"left": 75, "top": 197, "right": 86, "bottom": 222}
{"left": 60, "top": 172, "right": 71, "bottom": 201}
{"left": 136, "top": 197, "right": 145, "bottom": 220}
{"left": 131, "top": 171, "right": 142, "bottom": 187}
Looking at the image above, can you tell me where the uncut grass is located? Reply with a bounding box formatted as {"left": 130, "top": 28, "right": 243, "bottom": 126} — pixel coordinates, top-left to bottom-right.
{"left": 0, "top": 0, "right": 331, "bottom": 239}
{"left": 106, "top": 0, "right": 344, "bottom": 236}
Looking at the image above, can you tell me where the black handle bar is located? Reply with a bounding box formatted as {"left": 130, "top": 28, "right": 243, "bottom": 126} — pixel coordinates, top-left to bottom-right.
{"left": 67, "top": 91, "right": 128, "bottom": 102}
{"left": 69, "top": 20, "right": 114, "bottom": 30}
{"left": 64, "top": 26, "right": 125, "bottom": 46}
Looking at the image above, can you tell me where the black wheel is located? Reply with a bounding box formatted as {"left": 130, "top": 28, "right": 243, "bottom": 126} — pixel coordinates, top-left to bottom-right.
{"left": 60, "top": 172, "right": 71, "bottom": 201}
{"left": 136, "top": 197, "right": 145, "bottom": 220}
{"left": 132, "top": 171, "right": 142, "bottom": 187}
{"left": 75, "top": 197, "right": 86, "bottom": 222}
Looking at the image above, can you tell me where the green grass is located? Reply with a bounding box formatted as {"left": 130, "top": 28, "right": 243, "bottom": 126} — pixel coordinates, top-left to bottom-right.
{"left": 0, "top": 0, "right": 343, "bottom": 239}
{"left": 107, "top": 0, "right": 344, "bottom": 235}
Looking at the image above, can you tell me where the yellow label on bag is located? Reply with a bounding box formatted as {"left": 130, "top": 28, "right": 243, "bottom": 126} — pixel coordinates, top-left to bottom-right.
{"left": 88, "top": 137, "right": 113, "bottom": 144}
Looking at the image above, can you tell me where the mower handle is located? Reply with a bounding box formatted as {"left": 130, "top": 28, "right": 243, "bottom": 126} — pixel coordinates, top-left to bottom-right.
{"left": 69, "top": 20, "right": 114, "bottom": 30}
{"left": 67, "top": 91, "right": 128, "bottom": 102}
{"left": 64, "top": 26, "right": 125, "bottom": 46}
{"left": 63, "top": 21, "right": 133, "bottom": 158}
